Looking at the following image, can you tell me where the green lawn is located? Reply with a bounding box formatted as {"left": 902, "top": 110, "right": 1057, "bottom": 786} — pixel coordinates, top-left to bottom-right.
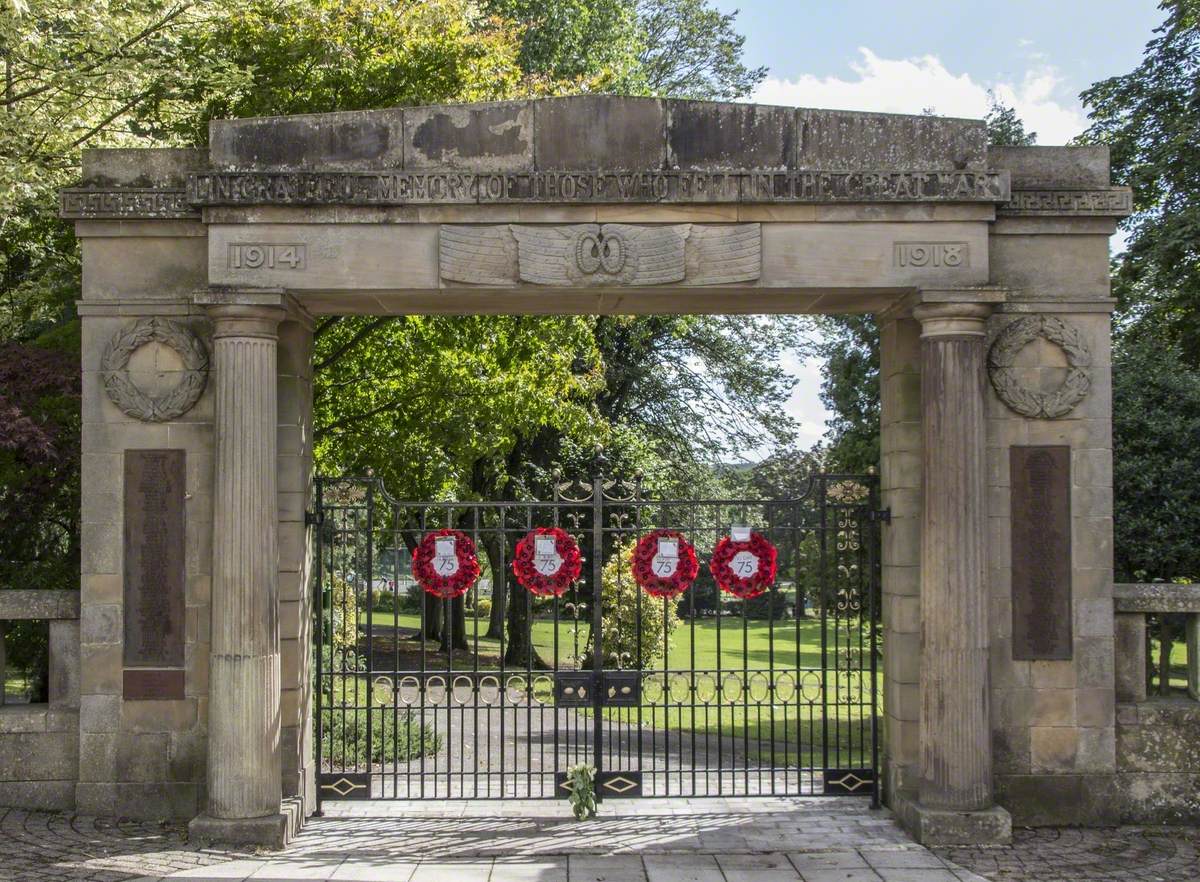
{"left": 1149, "top": 635, "right": 1191, "bottom": 692}
{"left": 358, "top": 610, "right": 866, "bottom": 672}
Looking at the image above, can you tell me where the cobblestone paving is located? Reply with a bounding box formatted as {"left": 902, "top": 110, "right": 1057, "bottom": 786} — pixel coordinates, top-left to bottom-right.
{"left": 2, "top": 801, "right": 1198, "bottom": 882}
{"left": 0, "top": 808, "right": 243, "bottom": 882}
{"left": 936, "top": 825, "right": 1200, "bottom": 882}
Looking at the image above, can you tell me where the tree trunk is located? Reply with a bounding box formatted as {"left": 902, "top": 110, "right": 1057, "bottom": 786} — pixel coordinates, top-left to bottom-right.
{"left": 440, "top": 595, "right": 469, "bottom": 653}
{"left": 503, "top": 577, "right": 550, "bottom": 669}
{"left": 423, "top": 592, "right": 441, "bottom": 641}
{"left": 483, "top": 535, "right": 506, "bottom": 639}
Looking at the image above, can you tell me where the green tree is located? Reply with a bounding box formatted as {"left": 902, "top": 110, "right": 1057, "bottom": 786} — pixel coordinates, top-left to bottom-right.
{"left": 984, "top": 91, "right": 1037, "bottom": 147}
{"left": 636, "top": 0, "right": 766, "bottom": 99}
{"left": 1080, "top": 0, "right": 1200, "bottom": 362}
{"left": 1112, "top": 335, "right": 1200, "bottom": 582}
{"left": 588, "top": 538, "right": 678, "bottom": 668}
{"left": 812, "top": 315, "right": 879, "bottom": 474}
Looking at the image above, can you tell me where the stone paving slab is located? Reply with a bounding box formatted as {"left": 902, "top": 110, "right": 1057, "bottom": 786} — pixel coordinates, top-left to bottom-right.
{"left": 0, "top": 803, "right": 1197, "bottom": 882}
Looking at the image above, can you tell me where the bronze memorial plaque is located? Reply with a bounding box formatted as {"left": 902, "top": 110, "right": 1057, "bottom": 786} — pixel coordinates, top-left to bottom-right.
{"left": 123, "top": 449, "right": 186, "bottom": 699}
{"left": 1011, "top": 445, "right": 1072, "bottom": 660}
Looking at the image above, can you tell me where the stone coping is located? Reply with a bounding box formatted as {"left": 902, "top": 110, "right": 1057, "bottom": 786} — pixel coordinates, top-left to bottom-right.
{"left": 0, "top": 590, "right": 80, "bottom": 621}
{"left": 1113, "top": 582, "right": 1200, "bottom": 613}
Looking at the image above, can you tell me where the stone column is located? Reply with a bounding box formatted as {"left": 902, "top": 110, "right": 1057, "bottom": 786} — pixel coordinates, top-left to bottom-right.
{"left": 901, "top": 301, "right": 1011, "bottom": 845}
{"left": 189, "top": 303, "right": 288, "bottom": 848}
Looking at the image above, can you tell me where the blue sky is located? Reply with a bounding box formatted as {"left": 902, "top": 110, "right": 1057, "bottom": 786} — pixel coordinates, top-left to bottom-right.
{"left": 724, "top": 0, "right": 1165, "bottom": 455}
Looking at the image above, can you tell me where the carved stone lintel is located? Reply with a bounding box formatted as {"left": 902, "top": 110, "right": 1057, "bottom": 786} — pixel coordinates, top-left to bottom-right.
{"left": 440, "top": 223, "right": 761, "bottom": 287}
{"left": 987, "top": 315, "right": 1091, "bottom": 419}
{"left": 100, "top": 318, "right": 209, "bottom": 422}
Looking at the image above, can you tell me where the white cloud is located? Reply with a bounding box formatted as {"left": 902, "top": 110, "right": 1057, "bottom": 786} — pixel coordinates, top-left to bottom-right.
{"left": 752, "top": 48, "right": 1087, "bottom": 145}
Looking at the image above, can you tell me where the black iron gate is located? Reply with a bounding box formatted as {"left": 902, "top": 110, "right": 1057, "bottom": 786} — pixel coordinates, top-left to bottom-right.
{"left": 312, "top": 472, "right": 881, "bottom": 807}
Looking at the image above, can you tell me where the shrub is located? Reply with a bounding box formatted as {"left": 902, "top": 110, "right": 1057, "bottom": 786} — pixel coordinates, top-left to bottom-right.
{"left": 474, "top": 596, "right": 492, "bottom": 618}
{"left": 372, "top": 591, "right": 399, "bottom": 614}
{"left": 318, "top": 706, "right": 440, "bottom": 766}
{"left": 595, "top": 538, "right": 678, "bottom": 668}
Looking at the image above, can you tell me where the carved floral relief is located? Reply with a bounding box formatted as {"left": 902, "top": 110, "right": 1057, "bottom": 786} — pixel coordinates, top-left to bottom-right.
{"left": 987, "top": 315, "right": 1091, "bottom": 419}
{"left": 101, "top": 318, "right": 209, "bottom": 422}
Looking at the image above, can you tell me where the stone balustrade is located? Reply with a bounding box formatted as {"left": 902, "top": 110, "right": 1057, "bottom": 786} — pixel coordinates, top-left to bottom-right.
{"left": 0, "top": 590, "right": 81, "bottom": 811}
{"left": 1113, "top": 583, "right": 1200, "bottom": 703}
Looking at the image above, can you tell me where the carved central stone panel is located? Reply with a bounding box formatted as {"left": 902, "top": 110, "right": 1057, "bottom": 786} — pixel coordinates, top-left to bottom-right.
{"left": 440, "top": 223, "right": 761, "bottom": 287}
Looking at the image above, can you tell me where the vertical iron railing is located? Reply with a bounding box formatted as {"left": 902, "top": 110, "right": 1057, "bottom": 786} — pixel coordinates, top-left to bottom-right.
{"left": 312, "top": 471, "right": 881, "bottom": 802}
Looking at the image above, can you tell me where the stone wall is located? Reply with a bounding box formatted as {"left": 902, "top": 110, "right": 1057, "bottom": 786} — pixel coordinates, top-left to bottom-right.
{"left": 0, "top": 591, "right": 81, "bottom": 811}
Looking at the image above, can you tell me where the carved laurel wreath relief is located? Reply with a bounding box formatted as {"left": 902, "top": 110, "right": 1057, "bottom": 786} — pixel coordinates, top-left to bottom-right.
{"left": 439, "top": 223, "right": 761, "bottom": 287}
{"left": 987, "top": 315, "right": 1091, "bottom": 419}
{"left": 101, "top": 318, "right": 209, "bottom": 422}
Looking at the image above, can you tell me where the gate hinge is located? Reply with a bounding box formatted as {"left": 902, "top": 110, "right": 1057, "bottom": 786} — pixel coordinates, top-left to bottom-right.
{"left": 868, "top": 508, "right": 891, "bottom": 524}
{"left": 305, "top": 510, "right": 324, "bottom": 527}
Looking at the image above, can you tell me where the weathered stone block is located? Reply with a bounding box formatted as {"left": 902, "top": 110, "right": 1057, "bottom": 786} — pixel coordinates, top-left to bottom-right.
{"left": 80, "top": 603, "right": 121, "bottom": 645}
{"left": 797, "top": 109, "right": 987, "bottom": 170}
{"left": 404, "top": 101, "right": 532, "bottom": 171}
{"left": 0, "top": 590, "right": 81, "bottom": 620}
{"left": 115, "top": 733, "right": 170, "bottom": 781}
{"left": 0, "top": 780, "right": 76, "bottom": 812}
{"left": 996, "top": 773, "right": 1119, "bottom": 825}
{"left": 78, "top": 732, "right": 118, "bottom": 782}
{"left": 0, "top": 732, "right": 79, "bottom": 780}
{"left": 534, "top": 96, "right": 666, "bottom": 170}
{"left": 989, "top": 145, "right": 1110, "bottom": 189}
{"left": 1117, "top": 699, "right": 1200, "bottom": 772}
{"left": 667, "top": 100, "right": 795, "bottom": 170}
{"left": 120, "top": 698, "right": 197, "bottom": 733}
{"left": 76, "top": 781, "right": 198, "bottom": 819}
{"left": 49, "top": 619, "right": 80, "bottom": 707}
{"left": 1031, "top": 726, "right": 1079, "bottom": 772}
{"left": 211, "top": 109, "right": 404, "bottom": 170}
{"left": 79, "top": 694, "right": 121, "bottom": 733}
{"left": 82, "top": 147, "right": 204, "bottom": 188}
{"left": 79, "top": 643, "right": 123, "bottom": 696}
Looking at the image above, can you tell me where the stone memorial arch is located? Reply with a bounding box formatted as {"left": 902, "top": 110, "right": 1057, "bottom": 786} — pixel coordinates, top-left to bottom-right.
{"left": 55, "top": 97, "right": 1131, "bottom": 847}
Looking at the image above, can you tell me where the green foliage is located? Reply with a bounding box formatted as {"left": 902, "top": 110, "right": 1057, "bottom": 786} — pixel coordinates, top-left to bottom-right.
{"left": 984, "top": 91, "right": 1037, "bottom": 147}
{"left": 318, "top": 706, "right": 440, "bottom": 766}
{"left": 637, "top": 0, "right": 766, "bottom": 99}
{"left": 1080, "top": 1, "right": 1200, "bottom": 363}
{"left": 594, "top": 539, "right": 678, "bottom": 668}
{"left": 1111, "top": 335, "right": 1200, "bottom": 582}
{"left": 566, "top": 762, "right": 597, "bottom": 819}
{"left": 176, "top": 0, "right": 527, "bottom": 140}
{"left": 329, "top": 576, "right": 360, "bottom": 652}
{"left": 812, "top": 316, "right": 879, "bottom": 474}
{"left": 474, "top": 596, "right": 492, "bottom": 619}
{"left": 483, "top": 0, "right": 642, "bottom": 88}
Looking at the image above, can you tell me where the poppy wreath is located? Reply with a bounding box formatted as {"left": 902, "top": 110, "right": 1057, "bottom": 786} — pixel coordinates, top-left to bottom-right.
{"left": 513, "top": 527, "right": 583, "bottom": 597}
{"left": 710, "top": 531, "right": 778, "bottom": 599}
{"left": 631, "top": 529, "right": 699, "bottom": 599}
{"left": 412, "top": 529, "right": 481, "bottom": 599}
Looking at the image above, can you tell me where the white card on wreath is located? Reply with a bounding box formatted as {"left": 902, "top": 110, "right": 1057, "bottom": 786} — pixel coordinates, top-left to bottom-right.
{"left": 730, "top": 550, "right": 759, "bottom": 577}
{"left": 731, "top": 526, "right": 752, "bottom": 542}
{"left": 652, "top": 537, "right": 680, "bottom": 577}
{"left": 533, "top": 536, "right": 563, "bottom": 576}
{"left": 433, "top": 537, "right": 459, "bottom": 575}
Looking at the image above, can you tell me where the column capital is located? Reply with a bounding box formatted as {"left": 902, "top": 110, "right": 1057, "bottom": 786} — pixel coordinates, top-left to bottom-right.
{"left": 912, "top": 302, "right": 993, "bottom": 338}
{"left": 205, "top": 303, "right": 286, "bottom": 340}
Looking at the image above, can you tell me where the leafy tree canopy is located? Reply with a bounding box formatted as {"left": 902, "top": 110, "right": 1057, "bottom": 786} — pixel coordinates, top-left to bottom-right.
{"left": 1080, "top": 0, "right": 1200, "bottom": 362}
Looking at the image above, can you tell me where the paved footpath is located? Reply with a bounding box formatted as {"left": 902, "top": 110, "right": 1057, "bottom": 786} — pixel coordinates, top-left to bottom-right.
{"left": 0, "top": 800, "right": 1197, "bottom": 882}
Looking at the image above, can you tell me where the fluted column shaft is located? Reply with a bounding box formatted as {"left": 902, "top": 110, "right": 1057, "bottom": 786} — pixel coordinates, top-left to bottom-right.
{"left": 914, "top": 302, "right": 993, "bottom": 812}
{"left": 207, "top": 304, "right": 285, "bottom": 820}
